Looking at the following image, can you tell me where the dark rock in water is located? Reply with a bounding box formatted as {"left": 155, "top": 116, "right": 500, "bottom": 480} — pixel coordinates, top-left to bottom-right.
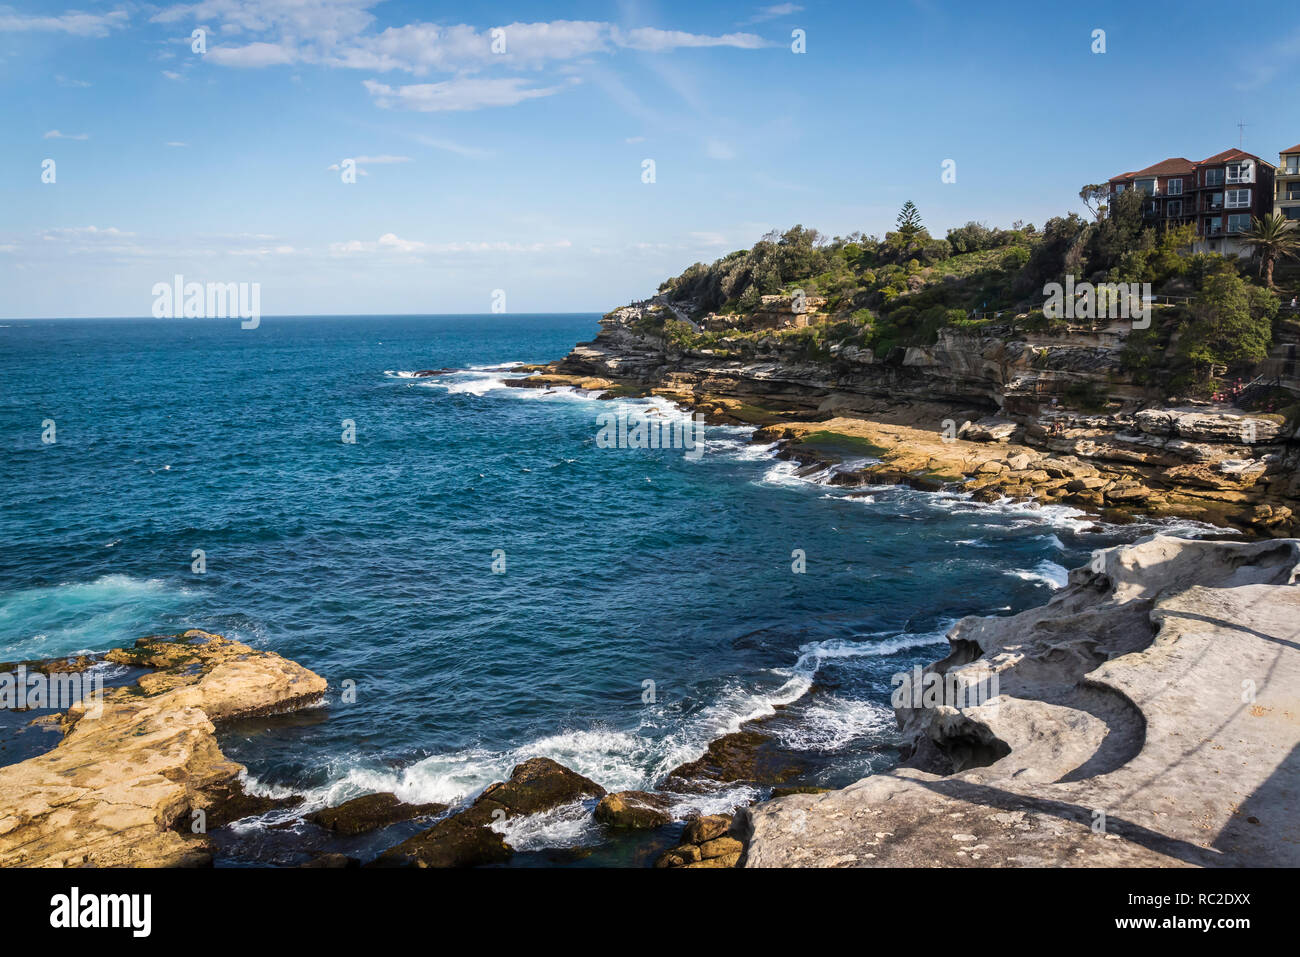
{"left": 370, "top": 757, "right": 605, "bottom": 868}
{"left": 594, "top": 790, "right": 672, "bottom": 829}
{"left": 663, "top": 729, "right": 809, "bottom": 790}
{"left": 307, "top": 792, "right": 447, "bottom": 836}
{"left": 413, "top": 368, "right": 456, "bottom": 377}
{"left": 372, "top": 814, "right": 513, "bottom": 869}
{"left": 474, "top": 757, "right": 606, "bottom": 817}
{"left": 300, "top": 852, "right": 360, "bottom": 868}
{"left": 201, "top": 780, "right": 304, "bottom": 830}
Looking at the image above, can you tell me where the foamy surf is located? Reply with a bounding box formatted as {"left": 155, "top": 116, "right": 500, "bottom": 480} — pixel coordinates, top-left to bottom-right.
{"left": 1007, "top": 560, "right": 1070, "bottom": 589}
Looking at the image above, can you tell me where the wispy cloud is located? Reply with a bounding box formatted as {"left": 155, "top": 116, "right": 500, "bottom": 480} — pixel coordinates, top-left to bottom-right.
{"left": 746, "top": 4, "right": 804, "bottom": 24}
{"left": 206, "top": 41, "right": 297, "bottom": 67}
{"left": 1234, "top": 29, "right": 1300, "bottom": 90}
{"left": 43, "top": 129, "right": 90, "bottom": 140}
{"left": 157, "top": 13, "right": 768, "bottom": 78}
{"left": 409, "top": 134, "right": 492, "bottom": 159}
{"left": 329, "top": 233, "right": 573, "bottom": 256}
{"left": 0, "top": 7, "right": 127, "bottom": 37}
{"left": 363, "top": 77, "right": 570, "bottom": 112}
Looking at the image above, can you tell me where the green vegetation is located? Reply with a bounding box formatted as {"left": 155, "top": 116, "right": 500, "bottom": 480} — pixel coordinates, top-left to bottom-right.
{"left": 648, "top": 195, "right": 1286, "bottom": 396}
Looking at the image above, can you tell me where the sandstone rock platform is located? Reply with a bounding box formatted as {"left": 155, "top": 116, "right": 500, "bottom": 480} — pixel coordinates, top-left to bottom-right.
{"left": 744, "top": 536, "right": 1300, "bottom": 867}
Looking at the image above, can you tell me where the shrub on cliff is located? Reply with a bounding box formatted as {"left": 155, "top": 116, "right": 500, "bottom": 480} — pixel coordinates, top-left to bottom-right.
{"left": 1178, "top": 271, "right": 1278, "bottom": 381}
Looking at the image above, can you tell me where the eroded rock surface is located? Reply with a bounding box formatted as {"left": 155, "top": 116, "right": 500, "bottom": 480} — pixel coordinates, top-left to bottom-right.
{"left": 0, "top": 630, "right": 326, "bottom": 867}
{"left": 744, "top": 537, "right": 1300, "bottom": 867}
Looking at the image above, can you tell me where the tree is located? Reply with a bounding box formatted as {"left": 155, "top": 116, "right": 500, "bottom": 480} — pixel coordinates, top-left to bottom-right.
{"left": 1079, "top": 183, "right": 1109, "bottom": 220}
{"left": 896, "top": 202, "right": 924, "bottom": 243}
{"left": 1178, "top": 270, "right": 1277, "bottom": 382}
{"left": 1239, "top": 213, "right": 1300, "bottom": 288}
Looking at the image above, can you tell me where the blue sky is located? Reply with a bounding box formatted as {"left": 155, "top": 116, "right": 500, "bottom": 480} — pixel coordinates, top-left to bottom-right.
{"left": 3, "top": 0, "right": 1298, "bottom": 318}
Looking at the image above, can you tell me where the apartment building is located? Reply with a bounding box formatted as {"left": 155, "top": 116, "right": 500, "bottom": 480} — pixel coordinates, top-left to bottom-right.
{"left": 1277, "top": 145, "right": 1300, "bottom": 222}
{"left": 1108, "top": 148, "right": 1276, "bottom": 257}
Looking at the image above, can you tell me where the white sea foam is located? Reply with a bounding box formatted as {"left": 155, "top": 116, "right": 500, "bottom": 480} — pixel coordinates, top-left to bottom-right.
{"left": 280, "top": 624, "right": 952, "bottom": 847}
{"left": 1007, "top": 560, "right": 1070, "bottom": 589}
{"left": 773, "top": 695, "right": 894, "bottom": 752}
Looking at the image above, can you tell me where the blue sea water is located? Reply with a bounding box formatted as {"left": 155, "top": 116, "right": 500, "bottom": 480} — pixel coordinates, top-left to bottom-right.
{"left": 0, "top": 314, "right": 1200, "bottom": 858}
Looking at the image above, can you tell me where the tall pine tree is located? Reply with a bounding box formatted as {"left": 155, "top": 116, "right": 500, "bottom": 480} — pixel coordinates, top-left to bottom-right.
{"left": 896, "top": 201, "right": 924, "bottom": 242}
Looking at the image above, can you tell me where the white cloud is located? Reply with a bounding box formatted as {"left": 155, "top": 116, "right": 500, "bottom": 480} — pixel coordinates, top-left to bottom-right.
{"left": 43, "top": 130, "right": 90, "bottom": 140}
{"left": 166, "top": 141, "right": 188, "bottom": 147}
{"left": 55, "top": 75, "right": 92, "bottom": 87}
{"left": 330, "top": 234, "right": 572, "bottom": 256}
{"left": 363, "top": 77, "right": 567, "bottom": 112}
{"left": 162, "top": 70, "right": 183, "bottom": 80}
{"left": 206, "top": 41, "right": 297, "bottom": 67}
{"left": 747, "top": 4, "right": 804, "bottom": 23}
{"left": 41, "top": 226, "right": 134, "bottom": 238}
{"left": 154, "top": 12, "right": 769, "bottom": 77}
{"left": 615, "top": 27, "right": 768, "bottom": 51}
{"left": 0, "top": 8, "right": 127, "bottom": 37}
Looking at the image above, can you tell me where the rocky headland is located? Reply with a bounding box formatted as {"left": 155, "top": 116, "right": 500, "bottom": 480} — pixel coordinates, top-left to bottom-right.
{"left": 507, "top": 297, "right": 1300, "bottom": 536}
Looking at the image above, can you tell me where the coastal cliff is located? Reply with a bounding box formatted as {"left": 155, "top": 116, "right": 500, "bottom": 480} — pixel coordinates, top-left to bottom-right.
{"left": 743, "top": 535, "right": 1300, "bottom": 867}
{"left": 509, "top": 296, "right": 1300, "bottom": 535}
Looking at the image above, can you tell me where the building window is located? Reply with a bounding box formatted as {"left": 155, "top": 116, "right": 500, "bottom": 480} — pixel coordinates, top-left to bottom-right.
{"left": 1135, "top": 178, "right": 1157, "bottom": 195}
{"left": 1204, "top": 168, "right": 1225, "bottom": 187}
{"left": 1113, "top": 183, "right": 1126, "bottom": 194}
{"left": 1167, "top": 179, "right": 1183, "bottom": 195}
{"left": 1226, "top": 162, "right": 1252, "bottom": 184}
{"left": 1227, "top": 213, "right": 1251, "bottom": 233}
{"left": 1285, "top": 207, "right": 1300, "bottom": 221}
{"left": 1167, "top": 200, "right": 1183, "bottom": 218}
{"left": 1205, "top": 218, "right": 1223, "bottom": 236}
{"left": 1226, "top": 188, "right": 1251, "bottom": 209}
{"left": 1205, "top": 191, "right": 1224, "bottom": 210}
{"left": 1286, "top": 157, "right": 1300, "bottom": 175}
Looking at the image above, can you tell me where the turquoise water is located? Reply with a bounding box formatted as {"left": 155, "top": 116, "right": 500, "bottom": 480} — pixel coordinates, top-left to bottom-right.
{"left": 0, "top": 314, "right": 1175, "bottom": 858}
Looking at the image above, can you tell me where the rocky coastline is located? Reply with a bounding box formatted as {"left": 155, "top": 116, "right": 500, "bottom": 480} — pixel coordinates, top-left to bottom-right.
{"left": 4, "top": 533, "right": 1294, "bottom": 868}
{"left": 506, "top": 299, "right": 1300, "bottom": 537}
{"left": 5, "top": 305, "right": 1299, "bottom": 867}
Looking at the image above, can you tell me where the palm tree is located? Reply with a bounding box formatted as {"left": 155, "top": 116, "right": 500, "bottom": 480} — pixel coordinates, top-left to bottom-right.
{"left": 1239, "top": 213, "right": 1300, "bottom": 288}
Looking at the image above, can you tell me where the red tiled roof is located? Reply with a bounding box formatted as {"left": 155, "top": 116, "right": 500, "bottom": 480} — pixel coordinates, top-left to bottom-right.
{"left": 1281, "top": 144, "right": 1300, "bottom": 155}
{"left": 1197, "top": 147, "right": 1273, "bottom": 168}
{"left": 1133, "top": 157, "right": 1196, "bottom": 177}
{"left": 1109, "top": 158, "right": 1194, "bottom": 182}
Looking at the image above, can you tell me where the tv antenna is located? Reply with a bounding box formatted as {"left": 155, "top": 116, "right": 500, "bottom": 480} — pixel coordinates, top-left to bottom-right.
{"left": 1237, "top": 120, "right": 1249, "bottom": 148}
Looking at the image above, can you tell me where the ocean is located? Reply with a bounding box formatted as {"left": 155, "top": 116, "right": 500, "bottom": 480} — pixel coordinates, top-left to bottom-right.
{"left": 0, "top": 314, "right": 1199, "bottom": 864}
